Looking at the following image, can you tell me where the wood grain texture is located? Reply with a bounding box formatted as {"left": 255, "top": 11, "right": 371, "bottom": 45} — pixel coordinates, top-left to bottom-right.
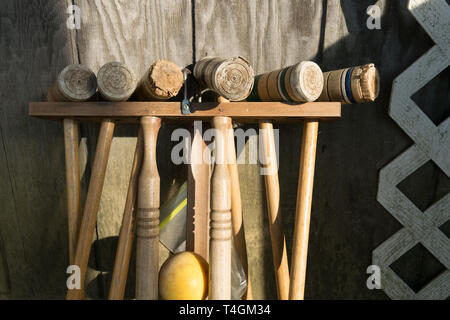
{"left": 136, "top": 116, "right": 161, "bottom": 300}
{"left": 209, "top": 117, "right": 232, "bottom": 300}
{"left": 193, "top": 57, "right": 255, "bottom": 101}
{"left": 97, "top": 62, "right": 137, "bottom": 102}
{"left": 72, "top": 0, "right": 193, "bottom": 297}
{"left": 2, "top": 0, "right": 447, "bottom": 300}
{"left": 66, "top": 119, "right": 115, "bottom": 300}
{"left": 29, "top": 102, "right": 341, "bottom": 122}
{"left": 108, "top": 129, "right": 143, "bottom": 300}
{"left": 0, "top": 0, "right": 78, "bottom": 298}
{"left": 259, "top": 120, "right": 290, "bottom": 300}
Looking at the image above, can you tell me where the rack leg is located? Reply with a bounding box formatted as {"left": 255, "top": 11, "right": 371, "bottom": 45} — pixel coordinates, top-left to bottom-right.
{"left": 259, "top": 120, "right": 290, "bottom": 300}
{"left": 108, "top": 129, "right": 144, "bottom": 300}
{"left": 66, "top": 119, "right": 115, "bottom": 300}
{"left": 136, "top": 116, "right": 161, "bottom": 300}
{"left": 209, "top": 116, "right": 232, "bottom": 300}
{"left": 63, "top": 119, "right": 82, "bottom": 265}
{"left": 289, "top": 120, "right": 319, "bottom": 300}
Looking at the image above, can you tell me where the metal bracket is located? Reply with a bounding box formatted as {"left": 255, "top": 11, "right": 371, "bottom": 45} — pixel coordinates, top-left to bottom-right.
{"left": 181, "top": 68, "right": 191, "bottom": 114}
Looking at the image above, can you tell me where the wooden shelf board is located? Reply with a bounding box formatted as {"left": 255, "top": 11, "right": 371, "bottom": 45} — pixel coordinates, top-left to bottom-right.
{"left": 29, "top": 101, "right": 341, "bottom": 123}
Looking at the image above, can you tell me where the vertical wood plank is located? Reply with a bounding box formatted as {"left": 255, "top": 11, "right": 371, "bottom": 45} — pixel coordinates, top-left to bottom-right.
{"left": 72, "top": 0, "right": 193, "bottom": 297}
{"left": 194, "top": 0, "right": 324, "bottom": 298}
{"left": 0, "top": 0, "right": 77, "bottom": 298}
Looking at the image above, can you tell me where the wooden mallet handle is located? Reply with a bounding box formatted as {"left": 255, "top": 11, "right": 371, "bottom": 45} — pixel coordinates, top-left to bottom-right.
{"left": 209, "top": 116, "right": 232, "bottom": 300}
{"left": 63, "top": 119, "right": 81, "bottom": 265}
{"left": 66, "top": 119, "right": 115, "bottom": 300}
{"left": 289, "top": 120, "right": 319, "bottom": 300}
{"left": 108, "top": 129, "right": 144, "bottom": 300}
{"left": 224, "top": 116, "right": 252, "bottom": 300}
{"left": 136, "top": 116, "right": 161, "bottom": 300}
{"left": 186, "top": 124, "right": 211, "bottom": 261}
{"left": 259, "top": 120, "right": 290, "bottom": 300}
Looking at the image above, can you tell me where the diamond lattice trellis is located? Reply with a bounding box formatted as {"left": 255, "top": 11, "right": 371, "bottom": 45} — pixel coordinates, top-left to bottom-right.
{"left": 374, "top": 0, "right": 450, "bottom": 299}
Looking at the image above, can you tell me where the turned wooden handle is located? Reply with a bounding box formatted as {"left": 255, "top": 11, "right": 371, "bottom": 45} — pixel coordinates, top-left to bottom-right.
{"left": 66, "top": 119, "right": 115, "bottom": 300}
{"left": 289, "top": 120, "right": 319, "bottom": 300}
{"left": 209, "top": 116, "right": 232, "bottom": 300}
{"left": 63, "top": 119, "right": 82, "bottom": 265}
{"left": 259, "top": 120, "right": 290, "bottom": 300}
{"left": 109, "top": 129, "right": 144, "bottom": 300}
{"left": 136, "top": 116, "right": 161, "bottom": 300}
{"left": 224, "top": 117, "right": 252, "bottom": 300}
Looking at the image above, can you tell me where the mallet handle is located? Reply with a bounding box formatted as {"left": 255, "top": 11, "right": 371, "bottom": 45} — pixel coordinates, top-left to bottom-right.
{"left": 109, "top": 129, "right": 144, "bottom": 300}
{"left": 259, "top": 120, "right": 290, "bottom": 300}
{"left": 136, "top": 116, "right": 161, "bottom": 300}
{"left": 63, "top": 119, "right": 82, "bottom": 265}
{"left": 289, "top": 120, "right": 319, "bottom": 300}
{"left": 186, "top": 125, "right": 211, "bottom": 261}
{"left": 225, "top": 118, "right": 252, "bottom": 300}
{"left": 66, "top": 119, "right": 115, "bottom": 300}
{"left": 209, "top": 116, "right": 232, "bottom": 300}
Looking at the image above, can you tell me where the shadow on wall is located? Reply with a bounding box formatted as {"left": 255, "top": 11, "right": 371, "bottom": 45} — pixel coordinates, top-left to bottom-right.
{"left": 84, "top": 0, "right": 448, "bottom": 300}
{"left": 1, "top": 0, "right": 447, "bottom": 300}
{"left": 276, "top": 0, "right": 447, "bottom": 300}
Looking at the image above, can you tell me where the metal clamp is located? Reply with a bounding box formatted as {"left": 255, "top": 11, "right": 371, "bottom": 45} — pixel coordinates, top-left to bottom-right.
{"left": 181, "top": 68, "right": 191, "bottom": 114}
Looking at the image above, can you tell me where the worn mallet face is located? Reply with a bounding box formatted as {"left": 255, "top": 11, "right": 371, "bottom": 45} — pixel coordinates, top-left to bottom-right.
{"left": 135, "top": 60, "right": 183, "bottom": 101}
{"left": 356, "top": 63, "right": 380, "bottom": 102}
{"left": 319, "top": 63, "right": 380, "bottom": 104}
{"left": 247, "top": 61, "right": 323, "bottom": 103}
{"left": 194, "top": 57, "right": 255, "bottom": 101}
{"left": 214, "top": 57, "right": 254, "bottom": 101}
{"left": 149, "top": 60, "right": 183, "bottom": 98}
{"left": 292, "top": 61, "right": 324, "bottom": 102}
{"left": 49, "top": 64, "right": 97, "bottom": 102}
{"left": 97, "top": 61, "right": 137, "bottom": 102}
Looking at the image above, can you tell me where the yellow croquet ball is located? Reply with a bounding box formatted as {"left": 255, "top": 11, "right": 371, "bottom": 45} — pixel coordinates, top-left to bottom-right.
{"left": 158, "top": 251, "right": 208, "bottom": 300}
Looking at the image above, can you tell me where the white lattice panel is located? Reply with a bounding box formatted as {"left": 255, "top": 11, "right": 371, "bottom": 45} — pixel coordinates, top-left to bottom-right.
{"left": 374, "top": 0, "right": 450, "bottom": 300}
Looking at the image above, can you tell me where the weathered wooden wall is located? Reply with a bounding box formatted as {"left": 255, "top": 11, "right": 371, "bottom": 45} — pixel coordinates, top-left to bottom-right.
{"left": 0, "top": 0, "right": 448, "bottom": 299}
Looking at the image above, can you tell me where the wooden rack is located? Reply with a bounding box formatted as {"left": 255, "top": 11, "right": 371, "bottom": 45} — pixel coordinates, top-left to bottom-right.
{"left": 29, "top": 101, "right": 340, "bottom": 122}
{"left": 29, "top": 101, "right": 341, "bottom": 300}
